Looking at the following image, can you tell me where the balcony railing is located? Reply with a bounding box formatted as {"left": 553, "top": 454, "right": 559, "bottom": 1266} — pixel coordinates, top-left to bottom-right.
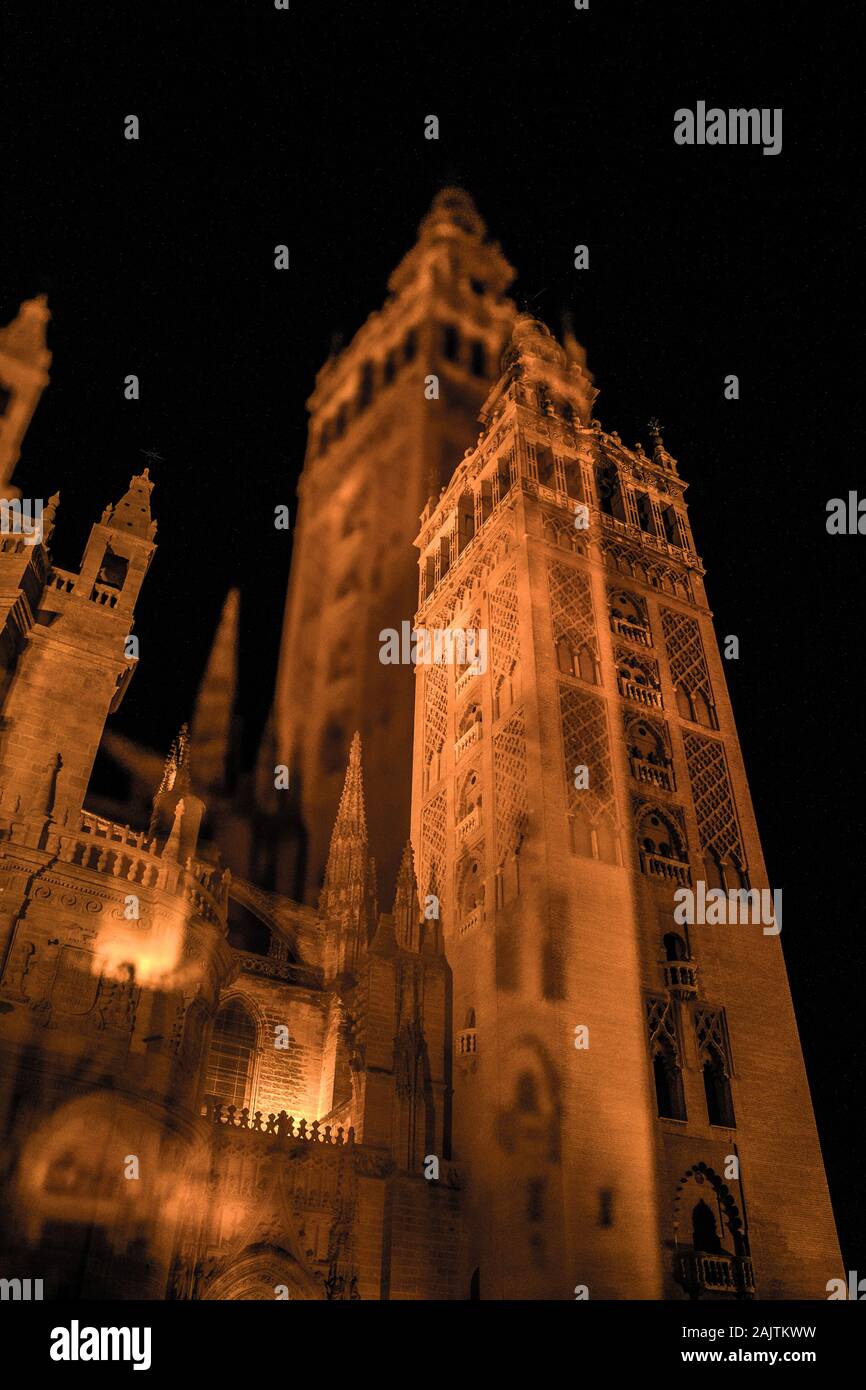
{"left": 454, "top": 721, "right": 481, "bottom": 761}
{"left": 661, "top": 960, "right": 699, "bottom": 999}
{"left": 460, "top": 906, "right": 482, "bottom": 936}
{"left": 619, "top": 678, "right": 663, "bottom": 708}
{"left": 611, "top": 616, "right": 652, "bottom": 647}
{"left": 204, "top": 1099, "right": 354, "bottom": 1146}
{"left": 641, "top": 851, "right": 691, "bottom": 885}
{"left": 456, "top": 804, "right": 481, "bottom": 843}
{"left": 630, "top": 755, "right": 674, "bottom": 791}
{"left": 89, "top": 581, "right": 119, "bottom": 608}
{"left": 677, "top": 1251, "right": 755, "bottom": 1297}
{"left": 455, "top": 663, "right": 482, "bottom": 700}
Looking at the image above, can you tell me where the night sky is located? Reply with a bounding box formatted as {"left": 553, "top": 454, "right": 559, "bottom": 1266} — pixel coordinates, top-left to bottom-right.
{"left": 3, "top": 2, "right": 861, "bottom": 1266}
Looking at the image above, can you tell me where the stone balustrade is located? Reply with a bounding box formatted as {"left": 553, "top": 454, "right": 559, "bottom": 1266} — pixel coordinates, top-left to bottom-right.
{"left": 620, "top": 677, "right": 663, "bottom": 709}
{"left": 641, "top": 851, "right": 691, "bottom": 886}
{"left": 204, "top": 1098, "right": 354, "bottom": 1146}
{"left": 611, "top": 616, "right": 652, "bottom": 646}
{"left": 456, "top": 804, "right": 481, "bottom": 844}
{"left": 630, "top": 755, "right": 674, "bottom": 791}
{"left": 454, "top": 721, "right": 481, "bottom": 761}
{"left": 677, "top": 1250, "right": 755, "bottom": 1296}
{"left": 43, "top": 809, "right": 229, "bottom": 923}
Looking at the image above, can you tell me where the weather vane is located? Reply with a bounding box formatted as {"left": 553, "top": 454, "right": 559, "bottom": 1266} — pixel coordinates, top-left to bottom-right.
{"left": 139, "top": 448, "right": 164, "bottom": 465}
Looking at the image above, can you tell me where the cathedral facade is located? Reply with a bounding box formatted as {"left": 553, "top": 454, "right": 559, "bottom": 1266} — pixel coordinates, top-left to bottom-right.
{"left": 0, "top": 193, "right": 842, "bottom": 1300}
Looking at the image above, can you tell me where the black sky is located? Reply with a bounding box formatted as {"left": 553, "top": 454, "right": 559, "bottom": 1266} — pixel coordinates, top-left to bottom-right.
{"left": 2, "top": 1, "right": 862, "bottom": 1266}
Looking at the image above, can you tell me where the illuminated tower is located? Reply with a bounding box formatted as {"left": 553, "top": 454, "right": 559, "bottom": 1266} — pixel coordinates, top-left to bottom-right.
{"left": 411, "top": 314, "right": 841, "bottom": 1300}
{"left": 274, "top": 190, "right": 516, "bottom": 902}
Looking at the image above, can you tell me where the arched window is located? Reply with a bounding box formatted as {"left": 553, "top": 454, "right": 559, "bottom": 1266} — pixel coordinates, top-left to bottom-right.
{"left": 692, "top": 1198, "right": 722, "bottom": 1254}
{"left": 469, "top": 1267, "right": 481, "bottom": 1300}
{"left": 692, "top": 688, "right": 714, "bottom": 728}
{"left": 703, "top": 1056, "right": 736, "bottom": 1128}
{"left": 653, "top": 1048, "right": 686, "bottom": 1121}
{"left": 577, "top": 645, "right": 598, "bottom": 685}
{"left": 675, "top": 685, "right": 693, "bottom": 721}
{"left": 204, "top": 998, "right": 257, "bottom": 1109}
{"left": 664, "top": 932, "right": 688, "bottom": 962}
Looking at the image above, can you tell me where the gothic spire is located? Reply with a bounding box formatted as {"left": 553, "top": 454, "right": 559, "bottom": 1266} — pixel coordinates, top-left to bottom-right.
{"left": 156, "top": 723, "right": 192, "bottom": 796}
{"left": 319, "top": 732, "right": 377, "bottom": 957}
{"left": 191, "top": 589, "right": 239, "bottom": 794}
{"left": 148, "top": 722, "right": 205, "bottom": 859}
{"left": 391, "top": 840, "right": 421, "bottom": 951}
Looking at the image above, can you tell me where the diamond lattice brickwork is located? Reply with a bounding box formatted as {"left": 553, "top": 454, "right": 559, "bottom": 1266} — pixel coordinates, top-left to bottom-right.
{"left": 493, "top": 708, "right": 528, "bottom": 859}
{"left": 683, "top": 731, "right": 746, "bottom": 868}
{"left": 559, "top": 683, "right": 616, "bottom": 821}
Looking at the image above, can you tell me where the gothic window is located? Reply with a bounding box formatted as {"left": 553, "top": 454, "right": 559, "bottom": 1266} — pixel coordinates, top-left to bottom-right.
{"left": 383, "top": 350, "right": 397, "bottom": 384}
{"left": 469, "top": 1268, "right": 481, "bottom": 1300}
{"left": 0, "top": 382, "right": 11, "bottom": 416}
{"left": 661, "top": 504, "right": 683, "bottom": 546}
{"left": 634, "top": 491, "right": 656, "bottom": 534}
{"left": 479, "top": 477, "right": 495, "bottom": 524}
{"left": 695, "top": 1009, "right": 736, "bottom": 1128}
{"left": 617, "top": 651, "right": 662, "bottom": 704}
{"left": 562, "top": 456, "right": 584, "bottom": 501}
{"left": 638, "top": 807, "right": 684, "bottom": 861}
{"left": 609, "top": 588, "right": 650, "bottom": 643}
{"left": 204, "top": 998, "right": 257, "bottom": 1110}
{"left": 319, "top": 420, "right": 331, "bottom": 455}
{"left": 703, "top": 1058, "right": 736, "bottom": 1128}
{"left": 470, "top": 340, "right": 487, "bottom": 377}
{"left": 536, "top": 445, "right": 556, "bottom": 489}
{"left": 403, "top": 328, "right": 418, "bottom": 362}
{"left": 653, "top": 1051, "right": 686, "bottom": 1121}
{"left": 457, "top": 491, "right": 475, "bottom": 551}
{"left": 624, "top": 715, "right": 671, "bottom": 779}
{"left": 703, "top": 853, "right": 725, "bottom": 891}
{"left": 334, "top": 405, "right": 347, "bottom": 439}
{"left": 595, "top": 463, "right": 627, "bottom": 521}
{"left": 496, "top": 451, "right": 512, "bottom": 500}
{"left": 646, "top": 997, "right": 686, "bottom": 1120}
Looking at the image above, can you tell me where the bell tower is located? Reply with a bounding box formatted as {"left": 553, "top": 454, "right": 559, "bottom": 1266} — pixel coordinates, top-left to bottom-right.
{"left": 273, "top": 190, "right": 516, "bottom": 903}
{"left": 410, "top": 314, "right": 841, "bottom": 1299}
